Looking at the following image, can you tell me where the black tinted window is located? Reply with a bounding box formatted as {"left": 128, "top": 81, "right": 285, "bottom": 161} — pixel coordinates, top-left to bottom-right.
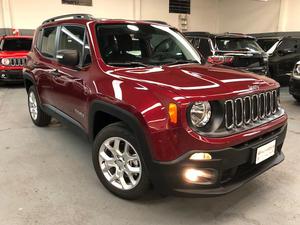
{"left": 277, "top": 38, "right": 300, "bottom": 52}
{"left": 257, "top": 38, "right": 279, "bottom": 52}
{"left": 96, "top": 24, "right": 201, "bottom": 66}
{"left": 40, "top": 27, "right": 57, "bottom": 58}
{"left": 199, "top": 38, "right": 212, "bottom": 58}
{"left": 0, "top": 38, "right": 32, "bottom": 51}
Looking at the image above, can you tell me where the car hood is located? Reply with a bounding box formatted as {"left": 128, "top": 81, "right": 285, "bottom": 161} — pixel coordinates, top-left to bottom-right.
{"left": 0, "top": 51, "right": 29, "bottom": 57}
{"left": 105, "top": 63, "right": 279, "bottom": 102}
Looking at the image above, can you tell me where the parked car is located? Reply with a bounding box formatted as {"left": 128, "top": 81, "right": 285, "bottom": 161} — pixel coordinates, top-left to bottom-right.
{"left": 184, "top": 32, "right": 268, "bottom": 75}
{"left": 24, "top": 14, "right": 287, "bottom": 199}
{"left": 0, "top": 35, "right": 32, "bottom": 84}
{"left": 253, "top": 32, "right": 300, "bottom": 81}
{"left": 289, "top": 61, "right": 300, "bottom": 102}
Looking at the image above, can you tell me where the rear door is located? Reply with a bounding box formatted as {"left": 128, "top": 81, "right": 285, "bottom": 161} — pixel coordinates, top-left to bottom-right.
{"left": 34, "top": 26, "right": 59, "bottom": 106}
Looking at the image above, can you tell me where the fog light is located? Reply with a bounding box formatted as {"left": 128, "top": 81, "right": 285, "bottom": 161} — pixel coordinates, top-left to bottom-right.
{"left": 190, "top": 153, "right": 212, "bottom": 160}
{"left": 1, "top": 74, "right": 6, "bottom": 79}
{"left": 184, "top": 168, "right": 217, "bottom": 185}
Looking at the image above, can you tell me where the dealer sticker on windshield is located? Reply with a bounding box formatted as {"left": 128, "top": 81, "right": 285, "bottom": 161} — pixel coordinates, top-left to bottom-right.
{"left": 256, "top": 140, "right": 276, "bottom": 164}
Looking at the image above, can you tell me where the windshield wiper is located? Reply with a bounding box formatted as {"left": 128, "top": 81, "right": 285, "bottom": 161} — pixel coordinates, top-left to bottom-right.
{"left": 165, "top": 59, "right": 199, "bottom": 66}
{"left": 108, "top": 62, "right": 149, "bottom": 67}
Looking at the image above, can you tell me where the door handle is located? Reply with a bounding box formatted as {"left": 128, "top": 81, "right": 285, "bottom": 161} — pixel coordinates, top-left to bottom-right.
{"left": 50, "top": 69, "right": 61, "bottom": 77}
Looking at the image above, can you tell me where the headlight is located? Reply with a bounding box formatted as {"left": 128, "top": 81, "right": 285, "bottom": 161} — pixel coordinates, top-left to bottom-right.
{"left": 190, "top": 101, "right": 211, "bottom": 128}
{"left": 1, "top": 58, "right": 10, "bottom": 66}
{"left": 293, "top": 63, "right": 300, "bottom": 78}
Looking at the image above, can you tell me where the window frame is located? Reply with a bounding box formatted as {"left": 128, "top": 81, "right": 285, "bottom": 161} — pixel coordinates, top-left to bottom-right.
{"left": 36, "top": 25, "right": 60, "bottom": 60}
{"left": 36, "top": 24, "right": 92, "bottom": 68}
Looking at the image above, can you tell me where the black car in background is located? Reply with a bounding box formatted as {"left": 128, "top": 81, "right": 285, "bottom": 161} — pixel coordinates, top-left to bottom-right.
{"left": 184, "top": 32, "right": 268, "bottom": 75}
{"left": 253, "top": 32, "right": 300, "bottom": 82}
{"left": 289, "top": 61, "right": 300, "bottom": 102}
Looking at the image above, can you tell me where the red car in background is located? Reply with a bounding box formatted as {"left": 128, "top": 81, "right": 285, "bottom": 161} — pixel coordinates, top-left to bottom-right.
{"left": 0, "top": 35, "right": 32, "bottom": 84}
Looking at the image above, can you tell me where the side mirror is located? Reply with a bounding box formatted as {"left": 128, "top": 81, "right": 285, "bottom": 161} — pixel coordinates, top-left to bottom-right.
{"left": 56, "top": 49, "right": 79, "bottom": 67}
{"left": 278, "top": 48, "right": 295, "bottom": 56}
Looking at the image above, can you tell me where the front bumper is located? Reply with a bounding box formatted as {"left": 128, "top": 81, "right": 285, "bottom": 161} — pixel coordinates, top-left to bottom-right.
{"left": 151, "top": 123, "right": 287, "bottom": 197}
{"left": 289, "top": 77, "right": 300, "bottom": 97}
{"left": 0, "top": 70, "right": 24, "bottom": 83}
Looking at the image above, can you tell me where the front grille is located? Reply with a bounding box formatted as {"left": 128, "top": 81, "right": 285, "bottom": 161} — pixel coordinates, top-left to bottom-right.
{"left": 224, "top": 90, "right": 279, "bottom": 130}
{"left": 8, "top": 58, "right": 27, "bottom": 66}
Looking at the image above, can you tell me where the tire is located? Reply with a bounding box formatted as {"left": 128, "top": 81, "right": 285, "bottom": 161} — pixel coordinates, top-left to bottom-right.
{"left": 28, "top": 86, "right": 51, "bottom": 127}
{"left": 92, "top": 122, "right": 150, "bottom": 200}
{"left": 293, "top": 95, "right": 300, "bottom": 102}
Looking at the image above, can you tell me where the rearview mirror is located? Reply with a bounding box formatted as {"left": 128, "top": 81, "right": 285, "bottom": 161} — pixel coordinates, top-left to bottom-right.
{"left": 56, "top": 49, "right": 79, "bottom": 67}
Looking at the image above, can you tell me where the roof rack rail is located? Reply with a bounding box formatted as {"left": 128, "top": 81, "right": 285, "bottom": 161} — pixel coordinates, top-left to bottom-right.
{"left": 42, "top": 14, "right": 94, "bottom": 24}
{"left": 143, "top": 20, "right": 168, "bottom": 25}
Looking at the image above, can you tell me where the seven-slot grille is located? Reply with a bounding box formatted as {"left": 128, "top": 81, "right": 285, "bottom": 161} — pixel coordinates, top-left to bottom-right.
{"left": 8, "top": 58, "right": 27, "bottom": 66}
{"left": 224, "top": 90, "right": 279, "bottom": 130}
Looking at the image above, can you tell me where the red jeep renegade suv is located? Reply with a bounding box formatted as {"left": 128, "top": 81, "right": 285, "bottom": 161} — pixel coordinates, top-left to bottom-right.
{"left": 0, "top": 35, "right": 32, "bottom": 83}
{"left": 23, "top": 14, "right": 287, "bottom": 199}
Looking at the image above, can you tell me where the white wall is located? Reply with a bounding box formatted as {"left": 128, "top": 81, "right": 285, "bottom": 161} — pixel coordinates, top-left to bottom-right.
{"left": 217, "top": 0, "right": 282, "bottom": 33}
{"left": 7, "top": 0, "right": 135, "bottom": 29}
{"left": 1, "top": 0, "right": 219, "bottom": 33}
{"left": 278, "top": 0, "right": 300, "bottom": 32}
{"left": 140, "top": 0, "right": 218, "bottom": 32}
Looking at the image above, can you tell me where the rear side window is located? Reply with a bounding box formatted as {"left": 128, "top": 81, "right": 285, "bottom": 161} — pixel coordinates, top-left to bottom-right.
{"left": 40, "top": 27, "right": 57, "bottom": 58}
{"left": 199, "top": 38, "right": 212, "bottom": 58}
{"left": 277, "top": 38, "right": 300, "bottom": 53}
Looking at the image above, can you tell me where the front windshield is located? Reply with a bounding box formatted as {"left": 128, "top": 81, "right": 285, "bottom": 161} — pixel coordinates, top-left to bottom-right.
{"left": 0, "top": 38, "right": 32, "bottom": 51}
{"left": 96, "top": 23, "right": 202, "bottom": 67}
{"left": 216, "top": 38, "right": 263, "bottom": 52}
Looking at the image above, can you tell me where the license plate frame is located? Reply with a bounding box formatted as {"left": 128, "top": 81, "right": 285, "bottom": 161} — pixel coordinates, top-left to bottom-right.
{"left": 255, "top": 140, "right": 276, "bottom": 164}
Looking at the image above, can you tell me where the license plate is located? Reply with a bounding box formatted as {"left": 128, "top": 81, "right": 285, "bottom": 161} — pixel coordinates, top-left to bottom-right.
{"left": 256, "top": 140, "right": 276, "bottom": 164}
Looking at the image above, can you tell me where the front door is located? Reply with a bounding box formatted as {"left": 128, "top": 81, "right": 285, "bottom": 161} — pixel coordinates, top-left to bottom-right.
{"left": 51, "top": 25, "right": 92, "bottom": 129}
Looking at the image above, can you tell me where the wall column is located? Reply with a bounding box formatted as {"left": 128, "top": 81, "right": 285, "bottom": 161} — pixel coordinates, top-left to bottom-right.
{"left": 133, "top": 0, "right": 141, "bottom": 20}
{"left": 277, "top": 0, "right": 288, "bottom": 31}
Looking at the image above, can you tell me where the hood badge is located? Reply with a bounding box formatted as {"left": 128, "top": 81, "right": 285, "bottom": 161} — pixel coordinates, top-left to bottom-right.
{"left": 248, "top": 85, "right": 259, "bottom": 91}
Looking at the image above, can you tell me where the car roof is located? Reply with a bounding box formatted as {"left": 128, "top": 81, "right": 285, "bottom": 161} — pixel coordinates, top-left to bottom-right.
{"left": 184, "top": 32, "right": 255, "bottom": 39}
{"left": 41, "top": 13, "right": 170, "bottom": 28}
{"left": 251, "top": 32, "right": 300, "bottom": 39}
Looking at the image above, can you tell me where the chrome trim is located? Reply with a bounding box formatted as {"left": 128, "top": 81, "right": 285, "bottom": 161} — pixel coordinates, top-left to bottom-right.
{"left": 224, "top": 90, "right": 279, "bottom": 130}
{"left": 8, "top": 57, "right": 26, "bottom": 67}
{"left": 252, "top": 94, "right": 259, "bottom": 122}
{"left": 244, "top": 96, "right": 251, "bottom": 124}
{"left": 224, "top": 100, "right": 234, "bottom": 130}
{"left": 234, "top": 98, "right": 243, "bottom": 127}
{"left": 259, "top": 93, "right": 266, "bottom": 119}
{"left": 272, "top": 90, "right": 277, "bottom": 114}
{"left": 266, "top": 92, "right": 272, "bottom": 116}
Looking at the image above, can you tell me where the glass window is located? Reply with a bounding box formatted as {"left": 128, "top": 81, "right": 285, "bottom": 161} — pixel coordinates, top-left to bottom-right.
{"left": 216, "top": 38, "right": 263, "bottom": 52}
{"left": 257, "top": 38, "right": 279, "bottom": 52}
{"left": 198, "top": 38, "right": 212, "bottom": 58}
{"left": 96, "top": 24, "right": 202, "bottom": 67}
{"left": 62, "top": 0, "right": 92, "bottom": 6}
{"left": 40, "top": 27, "right": 57, "bottom": 58}
{"left": 58, "top": 25, "right": 85, "bottom": 63}
{"left": 0, "top": 38, "right": 32, "bottom": 51}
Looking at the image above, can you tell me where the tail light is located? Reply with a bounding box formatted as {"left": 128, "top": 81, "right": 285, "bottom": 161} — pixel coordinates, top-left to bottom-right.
{"left": 207, "top": 55, "right": 234, "bottom": 65}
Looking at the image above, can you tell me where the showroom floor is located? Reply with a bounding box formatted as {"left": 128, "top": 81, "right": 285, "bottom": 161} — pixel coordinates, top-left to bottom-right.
{"left": 0, "top": 85, "right": 299, "bottom": 225}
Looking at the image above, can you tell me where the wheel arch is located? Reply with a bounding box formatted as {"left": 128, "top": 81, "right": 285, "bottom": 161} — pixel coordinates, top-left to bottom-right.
{"left": 89, "top": 100, "right": 154, "bottom": 163}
